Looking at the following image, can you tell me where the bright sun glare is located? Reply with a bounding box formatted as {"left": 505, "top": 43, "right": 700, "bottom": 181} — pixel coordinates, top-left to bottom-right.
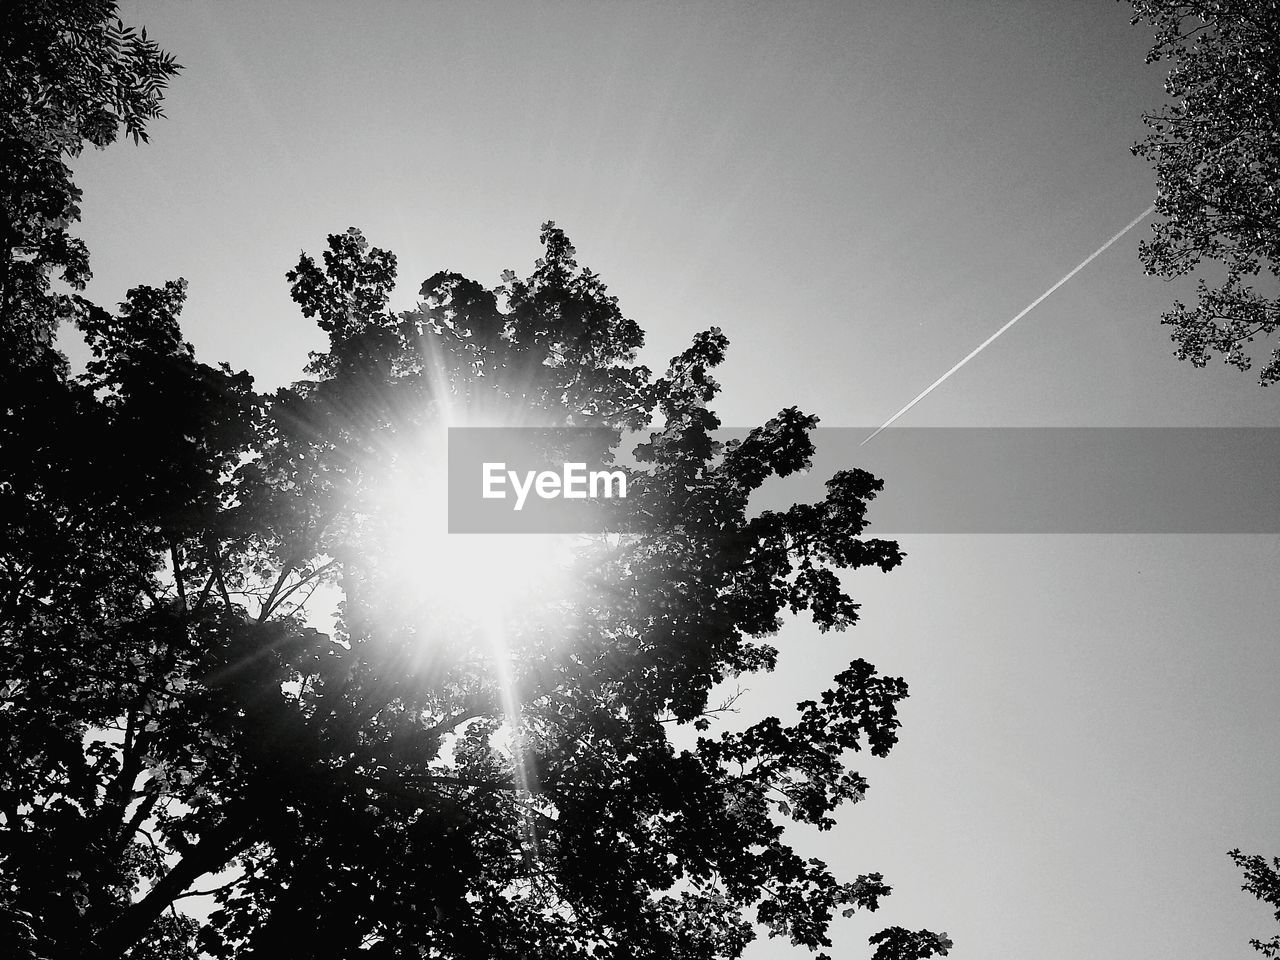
{"left": 363, "top": 427, "right": 575, "bottom": 630}
{"left": 355, "top": 423, "right": 572, "bottom": 852}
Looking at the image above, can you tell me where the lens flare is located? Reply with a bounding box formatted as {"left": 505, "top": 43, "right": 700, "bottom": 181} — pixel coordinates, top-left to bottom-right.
{"left": 363, "top": 432, "right": 572, "bottom": 623}
{"left": 355, "top": 418, "right": 579, "bottom": 862}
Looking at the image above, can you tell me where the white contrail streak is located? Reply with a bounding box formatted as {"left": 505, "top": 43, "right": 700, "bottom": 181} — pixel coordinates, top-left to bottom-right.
{"left": 861, "top": 203, "right": 1156, "bottom": 445}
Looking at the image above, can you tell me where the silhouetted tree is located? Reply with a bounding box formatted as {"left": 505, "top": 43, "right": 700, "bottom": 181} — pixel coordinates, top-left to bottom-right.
{"left": 1230, "top": 849, "right": 1280, "bottom": 958}
{"left": 1, "top": 3, "right": 208, "bottom": 957}
{"left": 4, "top": 216, "right": 952, "bottom": 960}
{"left": 0, "top": 5, "right": 950, "bottom": 960}
{"left": 0, "top": 0, "right": 179, "bottom": 359}
{"left": 1128, "top": 0, "right": 1280, "bottom": 383}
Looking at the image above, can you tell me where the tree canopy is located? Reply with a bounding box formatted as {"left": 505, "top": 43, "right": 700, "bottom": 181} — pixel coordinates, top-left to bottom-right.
{"left": 0, "top": 4, "right": 949, "bottom": 960}
{"left": 1128, "top": 0, "right": 1280, "bottom": 383}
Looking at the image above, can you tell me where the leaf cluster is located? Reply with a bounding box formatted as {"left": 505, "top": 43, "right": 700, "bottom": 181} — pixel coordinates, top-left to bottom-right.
{"left": 0, "top": 0, "right": 180, "bottom": 361}
{"left": 1128, "top": 0, "right": 1280, "bottom": 382}
{"left": 1230, "top": 848, "right": 1280, "bottom": 958}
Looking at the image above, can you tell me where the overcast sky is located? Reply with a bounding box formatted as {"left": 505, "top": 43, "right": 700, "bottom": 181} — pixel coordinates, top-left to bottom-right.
{"left": 73, "top": 2, "right": 1280, "bottom": 958}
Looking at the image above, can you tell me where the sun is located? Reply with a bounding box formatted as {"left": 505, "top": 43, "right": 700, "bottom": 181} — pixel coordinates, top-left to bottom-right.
{"left": 359, "top": 425, "right": 576, "bottom": 632}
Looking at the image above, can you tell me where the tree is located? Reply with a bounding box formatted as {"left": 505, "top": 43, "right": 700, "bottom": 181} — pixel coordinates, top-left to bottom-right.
{"left": 1128, "top": 0, "right": 1280, "bottom": 383}
{"left": 0, "top": 0, "right": 179, "bottom": 360}
{"left": 1229, "top": 849, "right": 1280, "bottom": 958}
{"left": 1, "top": 6, "right": 950, "bottom": 960}
{"left": 4, "top": 218, "right": 952, "bottom": 960}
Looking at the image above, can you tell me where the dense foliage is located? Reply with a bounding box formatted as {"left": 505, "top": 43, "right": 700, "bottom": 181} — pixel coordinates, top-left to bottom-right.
{"left": 0, "top": 0, "right": 178, "bottom": 360}
{"left": 1128, "top": 0, "right": 1280, "bottom": 383}
{"left": 0, "top": 4, "right": 950, "bottom": 959}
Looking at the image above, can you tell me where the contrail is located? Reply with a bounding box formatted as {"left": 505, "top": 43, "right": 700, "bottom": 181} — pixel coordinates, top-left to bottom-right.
{"left": 861, "top": 203, "right": 1156, "bottom": 445}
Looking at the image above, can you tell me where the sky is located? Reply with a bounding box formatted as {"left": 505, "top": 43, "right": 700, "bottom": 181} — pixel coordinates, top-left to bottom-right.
{"left": 69, "top": 1, "right": 1280, "bottom": 957}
